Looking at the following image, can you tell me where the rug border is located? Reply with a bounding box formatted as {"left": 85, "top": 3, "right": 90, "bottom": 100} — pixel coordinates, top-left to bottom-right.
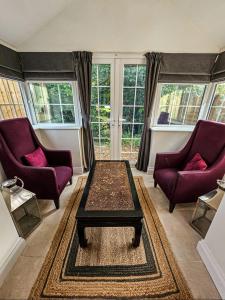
{"left": 29, "top": 176, "right": 193, "bottom": 300}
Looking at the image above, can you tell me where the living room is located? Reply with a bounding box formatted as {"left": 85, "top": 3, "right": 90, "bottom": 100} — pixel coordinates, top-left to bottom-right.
{"left": 0, "top": 0, "right": 225, "bottom": 299}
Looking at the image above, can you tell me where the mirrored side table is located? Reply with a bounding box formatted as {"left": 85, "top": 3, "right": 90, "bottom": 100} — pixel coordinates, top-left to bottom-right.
{"left": 191, "top": 186, "right": 224, "bottom": 238}
{"left": 10, "top": 189, "right": 42, "bottom": 238}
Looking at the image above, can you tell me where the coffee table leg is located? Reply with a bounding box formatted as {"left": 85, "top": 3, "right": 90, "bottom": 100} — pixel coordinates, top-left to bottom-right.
{"left": 132, "top": 221, "right": 142, "bottom": 247}
{"left": 78, "top": 224, "right": 88, "bottom": 248}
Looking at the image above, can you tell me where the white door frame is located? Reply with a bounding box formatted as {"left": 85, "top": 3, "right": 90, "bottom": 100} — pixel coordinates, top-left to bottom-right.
{"left": 92, "top": 54, "right": 146, "bottom": 161}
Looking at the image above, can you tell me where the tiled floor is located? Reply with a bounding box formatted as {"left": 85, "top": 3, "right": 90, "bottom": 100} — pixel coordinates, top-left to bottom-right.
{"left": 0, "top": 170, "right": 221, "bottom": 300}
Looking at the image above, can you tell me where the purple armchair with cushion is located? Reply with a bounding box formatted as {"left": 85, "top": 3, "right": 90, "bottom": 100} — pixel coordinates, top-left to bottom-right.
{"left": 0, "top": 118, "right": 73, "bottom": 209}
{"left": 153, "top": 120, "right": 225, "bottom": 213}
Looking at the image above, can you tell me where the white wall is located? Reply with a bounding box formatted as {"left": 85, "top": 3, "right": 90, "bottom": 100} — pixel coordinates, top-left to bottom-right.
{"left": 35, "top": 128, "right": 83, "bottom": 173}
{"left": 0, "top": 193, "right": 25, "bottom": 287}
{"left": 148, "top": 128, "right": 192, "bottom": 172}
{"left": 17, "top": 0, "right": 225, "bottom": 53}
{"left": 197, "top": 194, "right": 225, "bottom": 298}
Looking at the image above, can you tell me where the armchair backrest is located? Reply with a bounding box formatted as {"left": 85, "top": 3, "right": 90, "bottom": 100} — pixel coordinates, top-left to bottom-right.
{"left": 0, "top": 118, "right": 37, "bottom": 163}
{"left": 186, "top": 120, "right": 225, "bottom": 165}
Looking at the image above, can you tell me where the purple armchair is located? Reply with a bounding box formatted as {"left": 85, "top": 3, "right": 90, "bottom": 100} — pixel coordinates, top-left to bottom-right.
{"left": 153, "top": 120, "right": 225, "bottom": 212}
{"left": 0, "top": 118, "right": 73, "bottom": 209}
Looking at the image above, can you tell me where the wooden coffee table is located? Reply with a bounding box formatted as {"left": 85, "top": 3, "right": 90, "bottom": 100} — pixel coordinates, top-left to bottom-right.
{"left": 76, "top": 160, "right": 143, "bottom": 248}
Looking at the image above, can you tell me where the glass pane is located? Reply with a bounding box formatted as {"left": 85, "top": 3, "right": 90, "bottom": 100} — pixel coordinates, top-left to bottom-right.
{"left": 45, "top": 83, "right": 59, "bottom": 104}
{"left": 94, "top": 139, "right": 101, "bottom": 160}
{"left": 100, "top": 139, "right": 111, "bottom": 159}
{"left": 90, "top": 105, "right": 99, "bottom": 122}
{"left": 134, "top": 107, "right": 144, "bottom": 123}
{"left": 60, "top": 83, "right": 73, "bottom": 104}
{"left": 91, "top": 123, "right": 99, "bottom": 138}
{"left": 123, "top": 88, "right": 135, "bottom": 105}
{"left": 122, "top": 139, "right": 132, "bottom": 153}
{"left": 62, "top": 105, "right": 75, "bottom": 123}
{"left": 209, "top": 107, "right": 225, "bottom": 123}
{"left": 133, "top": 124, "right": 143, "bottom": 138}
{"left": 184, "top": 107, "right": 201, "bottom": 125}
{"left": 136, "top": 88, "right": 144, "bottom": 105}
{"left": 91, "top": 87, "right": 98, "bottom": 105}
{"left": 124, "top": 65, "right": 137, "bottom": 87}
{"left": 32, "top": 83, "right": 45, "bottom": 104}
{"left": 132, "top": 139, "right": 141, "bottom": 152}
{"left": 50, "top": 105, "right": 62, "bottom": 123}
{"left": 92, "top": 65, "right": 98, "bottom": 86}
{"left": 99, "top": 87, "right": 110, "bottom": 105}
{"left": 100, "top": 123, "right": 110, "bottom": 139}
{"left": 158, "top": 84, "right": 205, "bottom": 126}
{"left": 99, "top": 105, "right": 110, "bottom": 122}
{"left": 137, "top": 65, "right": 146, "bottom": 87}
{"left": 121, "top": 152, "right": 131, "bottom": 160}
{"left": 123, "top": 107, "right": 133, "bottom": 123}
{"left": 130, "top": 152, "right": 138, "bottom": 161}
{"left": 98, "top": 64, "right": 110, "bottom": 86}
{"left": 34, "top": 105, "right": 50, "bottom": 123}
{"left": 122, "top": 124, "right": 132, "bottom": 139}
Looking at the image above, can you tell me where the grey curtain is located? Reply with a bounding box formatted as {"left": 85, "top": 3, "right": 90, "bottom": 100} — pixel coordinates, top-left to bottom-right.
{"left": 73, "top": 51, "right": 95, "bottom": 171}
{"left": 20, "top": 52, "right": 75, "bottom": 80}
{"left": 136, "top": 52, "right": 162, "bottom": 172}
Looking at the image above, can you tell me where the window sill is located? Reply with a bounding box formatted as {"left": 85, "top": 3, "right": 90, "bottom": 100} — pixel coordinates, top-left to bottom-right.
{"left": 151, "top": 125, "right": 195, "bottom": 132}
{"left": 33, "top": 124, "right": 82, "bottom": 130}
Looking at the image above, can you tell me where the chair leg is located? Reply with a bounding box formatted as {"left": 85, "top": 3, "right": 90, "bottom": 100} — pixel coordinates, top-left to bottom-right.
{"left": 154, "top": 180, "right": 157, "bottom": 188}
{"left": 54, "top": 198, "right": 60, "bottom": 209}
{"left": 69, "top": 178, "right": 73, "bottom": 185}
{"left": 169, "top": 202, "right": 176, "bottom": 213}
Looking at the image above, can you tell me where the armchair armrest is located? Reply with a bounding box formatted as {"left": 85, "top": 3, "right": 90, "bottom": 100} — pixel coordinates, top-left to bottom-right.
{"left": 44, "top": 149, "right": 72, "bottom": 168}
{"left": 154, "top": 151, "right": 185, "bottom": 171}
{"left": 16, "top": 165, "right": 59, "bottom": 197}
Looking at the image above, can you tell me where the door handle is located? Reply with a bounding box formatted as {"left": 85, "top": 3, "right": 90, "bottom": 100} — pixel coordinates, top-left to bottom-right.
{"left": 118, "top": 117, "right": 126, "bottom": 126}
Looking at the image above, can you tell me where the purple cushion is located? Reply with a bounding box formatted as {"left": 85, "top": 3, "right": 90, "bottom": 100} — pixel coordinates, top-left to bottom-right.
{"left": 183, "top": 153, "right": 207, "bottom": 171}
{"left": 154, "top": 168, "right": 178, "bottom": 198}
{"left": 24, "top": 147, "right": 48, "bottom": 167}
{"left": 54, "top": 166, "right": 72, "bottom": 192}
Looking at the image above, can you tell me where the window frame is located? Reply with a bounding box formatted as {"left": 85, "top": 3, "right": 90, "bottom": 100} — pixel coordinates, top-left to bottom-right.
{"left": 24, "top": 80, "right": 81, "bottom": 128}
{"left": 151, "top": 82, "right": 214, "bottom": 129}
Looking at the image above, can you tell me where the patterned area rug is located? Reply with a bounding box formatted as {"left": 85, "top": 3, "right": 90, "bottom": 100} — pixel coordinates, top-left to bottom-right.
{"left": 29, "top": 176, "right": 193, "bottom": 299}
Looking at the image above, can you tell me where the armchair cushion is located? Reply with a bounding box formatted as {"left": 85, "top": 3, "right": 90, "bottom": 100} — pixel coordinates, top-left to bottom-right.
{"left": 24, "top": 147, "right": 48, "bottom": 167}
{"left": 183, "top": 153, "right": 207, "bottom": 171}
{"left": 54, "top": 166, "right": 73, "bottom": 192}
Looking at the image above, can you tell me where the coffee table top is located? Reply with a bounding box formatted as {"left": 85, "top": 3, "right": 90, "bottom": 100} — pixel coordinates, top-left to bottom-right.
{"left": 76, "top": 160, "right": 143, "bottom": 220}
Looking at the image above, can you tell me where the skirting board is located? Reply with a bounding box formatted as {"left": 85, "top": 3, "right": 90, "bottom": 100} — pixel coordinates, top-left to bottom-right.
{"left": 197, "top": 240, "right": 225, "bottom": 299}
{"left": 73, "top": 166, "right": 83, "bottom": 174}
{"left": 147, "top": 167, "right": 154, "bottom": 175}
{"left": 0, "top": 237, "right": 25, "bottom": 287}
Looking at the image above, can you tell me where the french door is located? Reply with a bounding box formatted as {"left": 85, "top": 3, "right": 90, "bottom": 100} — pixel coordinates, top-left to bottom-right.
{"left": 90, "top": 57, "right": 146, "bottom": 163}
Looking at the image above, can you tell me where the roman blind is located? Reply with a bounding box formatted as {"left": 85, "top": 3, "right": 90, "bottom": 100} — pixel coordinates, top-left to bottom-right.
{"left": 20, "top": 52, "right": 76, "bottom": 80}
{"left": 0, "top": 44, "right": 23, "bottom": 81}
{"left": 211, "top": 51, "right": 225, "bottom": 82}
{"left": 159, "top": 53, "right": 217, "bottom": 83}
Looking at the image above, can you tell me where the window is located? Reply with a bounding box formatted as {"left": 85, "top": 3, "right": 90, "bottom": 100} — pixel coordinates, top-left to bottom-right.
{"left": 91, "top": 64, "right": 111, "bottom": 159}
{"left": 208, "top": 82, "right": 225, "bottom": 123}
{"left": 0, "top": 78, "right": 27, "bottom": 120}
{"left": 29, "top": 82, "right": 77, "bottom": 124}
{"left": 121, "top": 64, "right": 146, "bottom": 160}
{"left": 157, "top": 84, "right": 206, "bottom": 126}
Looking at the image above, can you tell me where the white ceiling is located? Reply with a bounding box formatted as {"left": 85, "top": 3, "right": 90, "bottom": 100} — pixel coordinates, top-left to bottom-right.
{"left": 0, "top": 0, "right": 225, "bottom": 53}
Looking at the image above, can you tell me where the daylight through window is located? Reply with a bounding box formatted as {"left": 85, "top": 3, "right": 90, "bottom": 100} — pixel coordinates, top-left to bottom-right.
{"left": 157, "top": 84, "right": 206, "bottom": 126}
{"left": 29, "top": 82, "right": 76, "bottom": 124}
{"left": 0, "top": 78, "right": 27, "bottom": 120}
{"left": 208, "top": 82, "right": 225, "bottom": 123}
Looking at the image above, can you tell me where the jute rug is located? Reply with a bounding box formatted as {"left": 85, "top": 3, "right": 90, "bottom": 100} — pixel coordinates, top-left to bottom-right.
{"left": 29, "top": 176, "right": 193, "bottom": 299}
